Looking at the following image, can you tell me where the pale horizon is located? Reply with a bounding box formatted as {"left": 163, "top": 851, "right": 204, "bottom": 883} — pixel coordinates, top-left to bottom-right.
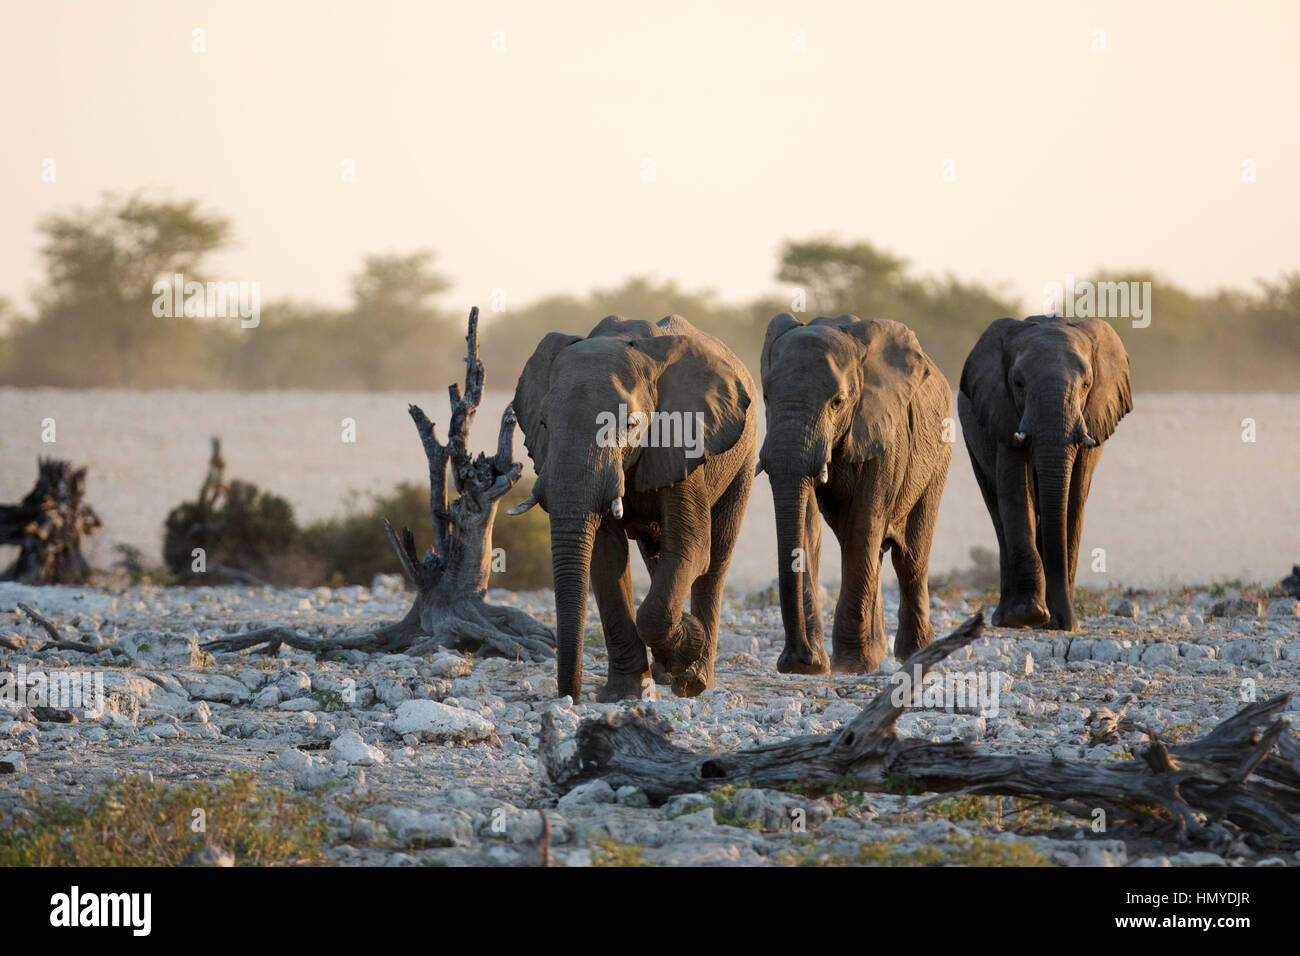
{"left": 2, "top": 0, "right": 1297, "bottom": 320}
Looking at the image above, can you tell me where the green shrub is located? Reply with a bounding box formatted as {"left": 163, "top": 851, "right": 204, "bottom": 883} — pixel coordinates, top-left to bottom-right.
{"left": 163, "top": 479, "right": 321, "bottom": 586}
{"left": 0, "top": 772, "right": 327, "bottom": 866}
{"left": 303, "top": 475, "right": 554, "bottom": 591}
{"left": 491, "top": 476, "right": 553, "bottom": 591}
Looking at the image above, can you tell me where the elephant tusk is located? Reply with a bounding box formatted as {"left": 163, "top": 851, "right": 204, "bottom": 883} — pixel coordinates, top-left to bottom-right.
{"left": 1012, "top": 431, "right": 1028, "bottom": 448}
{"left": 1080, "top": 433, "right": 1099, "bottom": 448}
{"left": 506, "top": 493, "right": 538, "bottom": 516}
{"left": 611, "top": 498, "right": 624, "bottom": 519}
{"left": 818, "top": 463, "right": 829, "bottom": 484}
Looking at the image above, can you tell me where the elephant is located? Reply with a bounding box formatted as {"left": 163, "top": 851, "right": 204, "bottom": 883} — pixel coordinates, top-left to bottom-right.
{"left": 759, "top": 313, "right": 953, "bottom": 675}
{"left": 511, "top": 314, "right": 757, "bottom": 701}
{"left": 957, "top": 314, "right": 1132, "bottom": 631}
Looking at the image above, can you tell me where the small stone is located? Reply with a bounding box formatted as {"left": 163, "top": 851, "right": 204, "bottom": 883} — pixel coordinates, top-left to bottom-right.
{"left": 329, "top": 730, "right": 385, "bottom": 766}
{"left": 1211, "top": 597, "right": 1264, "bottom": 619}
{"left": 616, "top": 785, "right": 649, "bottom": 808}
{"left": 32, "top": 706, "right": 76, "bottom": 723}
{"left": 276, "top": 748, "right": 313, "bottom": 772}
{"left": 279, "top": 696, "right": 318, "bottom": 712}
{"left": 253, "top": 684, "right": 283, "bottom": 708}
{"left": 180, "top": 845, "right": 235, "bottom": 867}
{"left": 0, "top": 752, "right": 26, "bottom": 774}
{"left": 556, "top": 778, "right": 616, "bottom": 810}
{"left": 1109, "top": 598, "right": 1139, "bottom": 619}
{"left": 1267, "top": 598, "right": 1300, "bottom": 619}
{"left": 389, "top": 699, "right": 494, "bottom": 744}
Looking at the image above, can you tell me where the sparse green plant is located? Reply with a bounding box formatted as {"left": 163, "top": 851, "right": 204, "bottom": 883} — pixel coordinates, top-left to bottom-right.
{"left": 0, "top": 772, "right": 327, "bottom": 866}
{"left": 589, "top": 832, "right": 650, "bottom": 866}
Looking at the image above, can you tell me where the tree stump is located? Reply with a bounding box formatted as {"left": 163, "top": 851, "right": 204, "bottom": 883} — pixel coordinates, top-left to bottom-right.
{"left": 0, "top": 460, "right": 100, "bottom": 585}
{"left": 206, "top": 307, "right": 556, "bottom": 662}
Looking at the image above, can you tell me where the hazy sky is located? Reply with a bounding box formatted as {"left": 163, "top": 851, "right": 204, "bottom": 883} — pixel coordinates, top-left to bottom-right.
{"left": 2, "top": 0, "right": 1296, "bottom": 318}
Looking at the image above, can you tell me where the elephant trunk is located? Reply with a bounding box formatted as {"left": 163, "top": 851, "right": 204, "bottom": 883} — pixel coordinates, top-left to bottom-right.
{"left": 549, "top": 511, "right": 599, "bottom": 699}
{"left": 772, "top": 475, "right": 817, "bottom": 669}
{"left": 1033, "top": 440, "right": 1077, "bottom": 631}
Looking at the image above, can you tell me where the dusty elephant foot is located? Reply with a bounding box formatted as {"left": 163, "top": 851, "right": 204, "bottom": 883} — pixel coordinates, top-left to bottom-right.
{"left": 649, "top": 614, "right": 713, "bottom": 698}
{"left": 777, "top": 639, "right": 829, "bottom": 675}
{"left": 1045, "top": 608, "right": 1078, "bottom": 631}
{"left": 829, "top": 647, "right": 884, "bottom": 674}
{"left": 597, "top": 668, "right": 657, "bottom": 702}
{"left": 992, "top": 595, "right": 1050, "bottom": 629}
{"left": 893, "top": 624, "right": 934, "bottom": 660}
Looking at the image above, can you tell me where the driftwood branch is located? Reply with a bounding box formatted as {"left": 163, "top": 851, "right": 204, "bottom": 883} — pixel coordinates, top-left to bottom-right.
{"left": 16, "top": 602, "right": 126, "bottom": 658}
{"left": 540, "top": 613, "right": 1300, "bottom": 850}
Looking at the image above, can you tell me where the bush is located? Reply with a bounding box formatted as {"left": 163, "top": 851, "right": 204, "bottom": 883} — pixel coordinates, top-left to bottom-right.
{"left": 163, "top": 479, "right": 322, "bottom": 586}
{"left": 303, "top": 475, "right": 554, "bottom": 591}
{"left": 303, "top": 482, "right": 430, "bottom": 588}
{"left": 492, "top": 476, "right": 554, "bottom": 591}
{"left": 0, "top": 772, "right": 327, "bottom": 866}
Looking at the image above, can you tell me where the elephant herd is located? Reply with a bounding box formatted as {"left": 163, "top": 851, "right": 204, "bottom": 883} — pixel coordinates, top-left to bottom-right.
{"left": 508, "top": 312, "right": 1132, "bottom": 701}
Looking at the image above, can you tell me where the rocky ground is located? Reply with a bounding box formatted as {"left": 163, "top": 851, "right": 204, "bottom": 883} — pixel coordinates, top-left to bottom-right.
{"left": 1, "top": 577, "right": 1298, "bottom": 867}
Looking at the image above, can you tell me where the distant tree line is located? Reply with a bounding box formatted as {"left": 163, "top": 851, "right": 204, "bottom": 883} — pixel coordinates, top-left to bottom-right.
{"left": 2, "top": 193, "right": 1297, "bottom": 392}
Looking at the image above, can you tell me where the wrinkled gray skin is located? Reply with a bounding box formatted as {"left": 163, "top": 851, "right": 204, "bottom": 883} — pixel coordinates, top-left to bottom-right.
{"left": 958, "top": 315, "right": 1132, "bottom": 631}
{"left": 760, "top": 314, "right": 952, "bottom": 674}
{"left": 513, "top": 315, "right": 756, "bottom": 701}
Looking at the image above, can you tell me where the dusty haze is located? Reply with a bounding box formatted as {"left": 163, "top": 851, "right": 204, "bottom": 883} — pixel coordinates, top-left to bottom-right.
{"left": 1, "top": 388, "right": 1294, "bottom": 591}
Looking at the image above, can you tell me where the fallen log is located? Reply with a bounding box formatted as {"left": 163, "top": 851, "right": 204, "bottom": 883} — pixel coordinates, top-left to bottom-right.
{"left": 205, "top": 307, "right": 555, "bottom": 663}
{"left": 540, "top": 613, "right": 1300, "bottom": 850}
{"left": 0, "top": 460, "right": 100, "bottom": 585}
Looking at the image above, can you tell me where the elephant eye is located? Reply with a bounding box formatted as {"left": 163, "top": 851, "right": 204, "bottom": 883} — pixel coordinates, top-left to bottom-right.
{"left": 831, "top": 396, "right": 844, "bottom": 408}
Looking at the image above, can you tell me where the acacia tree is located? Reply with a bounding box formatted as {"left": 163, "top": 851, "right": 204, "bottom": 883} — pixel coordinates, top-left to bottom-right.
{"left": 8, "top": 193, "right": 231, "bottom": 387}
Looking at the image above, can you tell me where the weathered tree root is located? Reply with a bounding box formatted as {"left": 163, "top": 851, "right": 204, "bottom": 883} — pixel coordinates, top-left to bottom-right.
{"left": 0, "top": 459, "right": 100, "bottom": 585}
{"left": 205, "top": 307, "right": 555, "bottom": 664}
{"left": 540, "top": 612, "right": 1300, "bottom": 851}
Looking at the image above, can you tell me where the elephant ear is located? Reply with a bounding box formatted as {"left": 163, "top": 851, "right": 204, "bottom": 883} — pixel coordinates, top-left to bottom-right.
{"left": 1078, "top": 319, "right": 1133, "bottom": 442}
{"left": 512, "top": 331, "right": 581, "bottom": 469}
{"left": 959, "top": 317, "right": 1025, "bottom": 446}
{"left": 627, "top": 335, "right": 752, "bottom": 492}
{"left": 824, "top": 317, "right": 928, "bottom": 462}
{"left": 761, "top": 313, "right": 803, "bottom": 379}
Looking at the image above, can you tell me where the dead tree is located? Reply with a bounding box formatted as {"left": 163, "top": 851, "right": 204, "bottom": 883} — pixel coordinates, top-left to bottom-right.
{"left": 206, "top": 307, "right": 555, "bottom": 662}
{"left": 0, "top": 460, "right": 100, "bottom": 585}
{"left": 541, "top": 613, "right": 1300, "bottom": 851}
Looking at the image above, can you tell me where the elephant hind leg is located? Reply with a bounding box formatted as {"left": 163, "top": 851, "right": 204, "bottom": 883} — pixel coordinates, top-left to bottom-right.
{"left": 893, "top": 469, "right": 945, "bottom": 659}
{"left": 688, "top": 464, "right": 753, "bottom": 677}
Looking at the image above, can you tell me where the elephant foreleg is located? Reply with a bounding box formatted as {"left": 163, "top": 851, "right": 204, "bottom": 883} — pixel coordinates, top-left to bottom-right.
{"left": 830, "top": 510, "right": 887, "bottom": 673}
{"left": 638, "top": 497, "right": 712, "bottom": 697}
{"left": 893, "top": 467, "right": 945, "bottom": 658}
{"left": 801, "top": 484, "right": 827, "bottom": 667}
{"left": 591, "top": 517, "right": 651, "bottom": 702}
{"left": 1066, "top": 444, "right": 1102, "bottom": 591}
